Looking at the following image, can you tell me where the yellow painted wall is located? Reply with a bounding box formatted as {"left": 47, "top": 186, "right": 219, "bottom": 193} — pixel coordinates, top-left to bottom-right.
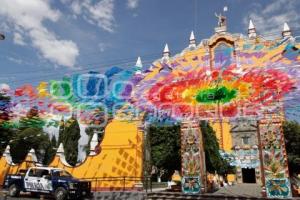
{"left": 0, "top": 154, "right": 36, "bottom": 186}
{"left": 210, "top": 119, "right": 232, "bottom": 152}
{"left": 50, "top": 119, "right": 144, "bottom": 190}
{"left": 0, "top": 119, "right": 144, "bottom": 190}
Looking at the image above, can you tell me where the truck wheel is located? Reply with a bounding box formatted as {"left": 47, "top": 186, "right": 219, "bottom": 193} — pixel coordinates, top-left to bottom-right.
{"left": 54, "top": 187, "right": 68, "bottom": 200}
{"left": 8, "top": 184, "right": 20, "bottom": 197}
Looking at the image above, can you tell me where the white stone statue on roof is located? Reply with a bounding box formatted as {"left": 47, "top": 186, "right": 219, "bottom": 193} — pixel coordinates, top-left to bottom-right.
{"left": 215, "top": 12, "right": 226, "bottom": 27}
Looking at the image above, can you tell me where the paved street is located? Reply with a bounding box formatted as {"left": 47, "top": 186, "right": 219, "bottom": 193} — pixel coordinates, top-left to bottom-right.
{"left": 213, "top": 183, "right": 262, "bottom": 197}
{"left": 0, "top": 194, "right": 39, "bottom": 200}
{"left": 0, "top": 191, "right": 93, "bottom": 200}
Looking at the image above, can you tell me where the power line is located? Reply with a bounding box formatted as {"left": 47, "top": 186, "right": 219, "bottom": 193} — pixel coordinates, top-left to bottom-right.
{"left": 2, "top": 30, "right": 300, "bottom": 85}
{"left": 2, "top": 28, "right": 300, "bottom": 76}
{"left": 7, "top": 59, "right": 156, "bottom": 85}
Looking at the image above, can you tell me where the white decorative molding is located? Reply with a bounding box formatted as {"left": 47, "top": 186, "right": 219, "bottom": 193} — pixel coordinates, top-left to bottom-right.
{"left": 26, "top": 148, "right": 38, "bottom": 163}
{"left": 161, "top": 43, "right": 170, "bottom": 62}
{"left": 135, "top": 56, "right": 143, "bottom": 75}
{"left": 3, "top": 145, "right": 13, "bottom": 165}
{"left": 248, "top": 19, "right": 257, "bottom": 39}
{"left": 56, "top": 143, "right": 72, "bottom": 167}
{"left": 215, "top": 26, "right": 227, "bottom": 34}
{"left": 89, "top": 133, "right": 99, "bottom": 156}
{"left": 282, "top": 22, "right": 292, "bottom": 38}
{"left": 189, "top": 31, "right": 196, "bottom": 49}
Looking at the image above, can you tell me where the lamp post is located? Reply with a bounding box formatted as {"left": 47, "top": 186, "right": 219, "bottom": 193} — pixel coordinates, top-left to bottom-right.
{"left": 0, "top": 33, "right": 5, "bottom": 40}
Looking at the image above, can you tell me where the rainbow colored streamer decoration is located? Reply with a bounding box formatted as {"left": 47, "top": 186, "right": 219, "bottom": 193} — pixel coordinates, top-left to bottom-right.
{"left": 1, "top": 32, "right": 300, "bottom": 127}
{"left": 134, "top": 65, "right": 295, "bottom": 119}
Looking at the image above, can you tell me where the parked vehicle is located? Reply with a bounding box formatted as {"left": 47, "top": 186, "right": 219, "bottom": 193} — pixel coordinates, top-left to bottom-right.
{"left": 4, "top": 167, "right": 91, "bottom": 200}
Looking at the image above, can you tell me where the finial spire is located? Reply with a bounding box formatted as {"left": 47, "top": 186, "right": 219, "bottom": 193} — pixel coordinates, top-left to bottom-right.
{"left": 3, "top": 145, "right": 13, "bottom": 164}
{"left": 26, "top": 148, "right": 38, "bottom": 163}
{"left": 189, "top": 31, "right": 196, "bottom": 49}
{"left": 89, "top": 132, "right": 99, "bottom": 155}
{"left": 283, "top": 22, "right": 290, "bottom": 32}
{"left": 282, "top": 22, "right": 292, "bottom": 38}
{"left": 135, "top": 56, "right": 143, "bottom": 75}
{"left": 162, "top": 43, "right": 170, "bottom": 62}
{"left": 4, "top": 145, "right": 10, "bottom": 154}
{"left": 163, "top": 43, "right": 169, "bottom": 54}
{"left": 249, "top": 20, "right": 255, "bottom": 30}
{"left": 57, "top": 143, "right": 64, "bottom": 153}
{"left": 56, "top": 143, "right": 72, "bottom": 167}
{"left": 248, "top": 19, "right": 257, "bottom": 39}
{"left": 135, "top": 56, "right": 143, "bottom": 68}
{"left": 190, "top": 31, "right": 195, "bottom": 41}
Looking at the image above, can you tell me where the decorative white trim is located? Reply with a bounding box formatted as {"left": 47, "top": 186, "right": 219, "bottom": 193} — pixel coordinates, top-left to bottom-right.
{"left": 56, "top": 143, "right": 72, "bottom": 167}
{"left": 26, "top": 148, "right": 37, "bottom": 163}
{"left": 282, "top": 22, "right": 292, "bottom": 38}
{"left": 249, "top": 19, "right": 255, "bottom": 30}
{"left": 163, "top": 43, "right": 169, "bottom": 53}
{"left": 89, "top": 133, "right": 99, "bottom": 156}
{"left": 3, "top": 145, "right": 13, "bottom": 165}
{"left": 162, "top": 43, "right": 170, "bottom": 62}
{"left": 135, "top": 56, "right": 143, "bottom": 75}
{"left": 248, "top": 19, "right": 257, "bottom": 39}
{"left": 135, "top": 56, "right": 143, "bottom": 68}
{"left": 189, "top": 31, "right": 196, "bottom": 49}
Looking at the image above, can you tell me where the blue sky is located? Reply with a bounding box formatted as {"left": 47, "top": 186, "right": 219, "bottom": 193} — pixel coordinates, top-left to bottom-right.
{"left": 0, "top": 0, "right": 299, "bottom": 89}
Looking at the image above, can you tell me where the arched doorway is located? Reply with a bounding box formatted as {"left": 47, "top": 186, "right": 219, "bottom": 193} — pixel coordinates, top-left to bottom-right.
{"left": 242, "top": 168, "right": 256, "bottom": 183}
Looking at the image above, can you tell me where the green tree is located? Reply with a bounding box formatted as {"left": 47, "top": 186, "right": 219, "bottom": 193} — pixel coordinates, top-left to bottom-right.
{"left": 200, "top": 121, "right": 233, "bottom": 175}
{"left": 58, "top": 116, "right": 65, "bottom": 145}
{"left": 10, "top": 127, "right": 51, "bottom": 163}
{"left": 283, "top": 120, "right": 300, "bottom": 175}
{"left": 43, "top": 135, "right": 57, "bottom": 165}
{"left": 63, "top": 115, "right": 81, "bottom": 166}
{"left": 9, "top": 106, "right": 55, "bottom": 164}
{"left": 149, "top": 124, "right": 181, "bottom": 180}
{"left": 149, "top": 121, "right": 233, "bottom": 181}
{"left": 51, "top": 134, "right": 57, "bottom": 147}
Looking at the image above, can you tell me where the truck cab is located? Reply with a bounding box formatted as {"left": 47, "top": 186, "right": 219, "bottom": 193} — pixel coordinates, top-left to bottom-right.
{"left": 4, "top": 167, "right": 91, "bottom": 200}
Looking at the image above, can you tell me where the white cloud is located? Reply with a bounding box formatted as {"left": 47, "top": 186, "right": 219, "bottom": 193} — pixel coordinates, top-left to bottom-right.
{"left": 85, "top": 0, "right": 115, "bottom": 32}
{"left": 0, "top": 0, "right": 79, "bottom": 68}
{"left": 98, "top": 42, "right": 110, "bottom": 52}
{"left": 127, "top": 0, "right": 139, "bottom": 9}
{"left": 8, "top": 56, "right": 23, "bottom": 64}
{"left": 62, "top": 0, "right": 115, "bottom": 32}
{"left": 71, "top": 1, "right": 82, "bottom": 15}
{"left": 243, "top": 0, "right": 300, "bottom": 38}
{"left": 29, "top": 28, "right": 79, "bottom": 67}
{"left": 13, "top": 32, "right": 26, "bottom": 46}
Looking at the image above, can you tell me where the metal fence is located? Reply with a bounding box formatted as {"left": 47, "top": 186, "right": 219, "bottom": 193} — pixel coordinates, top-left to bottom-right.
{"left": 81, "top": 176, "right": 152, "bottom": 192}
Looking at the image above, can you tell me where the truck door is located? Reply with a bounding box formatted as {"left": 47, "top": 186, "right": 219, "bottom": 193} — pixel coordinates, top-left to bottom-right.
{"left": 39, "top": 170, "right": 53, "bottom": 192}
{"left": 25, "top": 169, "right": 52, "bottom": 193}
{"left": 24, "top": 168, "right": 40, "bottom": 192}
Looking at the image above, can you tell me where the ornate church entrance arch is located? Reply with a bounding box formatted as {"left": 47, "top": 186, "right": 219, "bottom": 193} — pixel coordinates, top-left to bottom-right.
{"left": 134, "top": 17, "right": 296, "bottom": 198}
{"left": 0, "top": 15, "right": 298, "bottom": 199}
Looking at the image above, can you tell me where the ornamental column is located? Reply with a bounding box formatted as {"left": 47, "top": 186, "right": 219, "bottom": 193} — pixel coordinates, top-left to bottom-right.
{"left": 181, "top": 120, "right": 206, "bottom": 194}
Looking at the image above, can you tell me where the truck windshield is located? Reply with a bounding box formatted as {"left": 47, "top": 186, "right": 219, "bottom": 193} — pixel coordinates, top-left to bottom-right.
{"left": 52, "top": 170, "right": 72, "bottom": 178}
